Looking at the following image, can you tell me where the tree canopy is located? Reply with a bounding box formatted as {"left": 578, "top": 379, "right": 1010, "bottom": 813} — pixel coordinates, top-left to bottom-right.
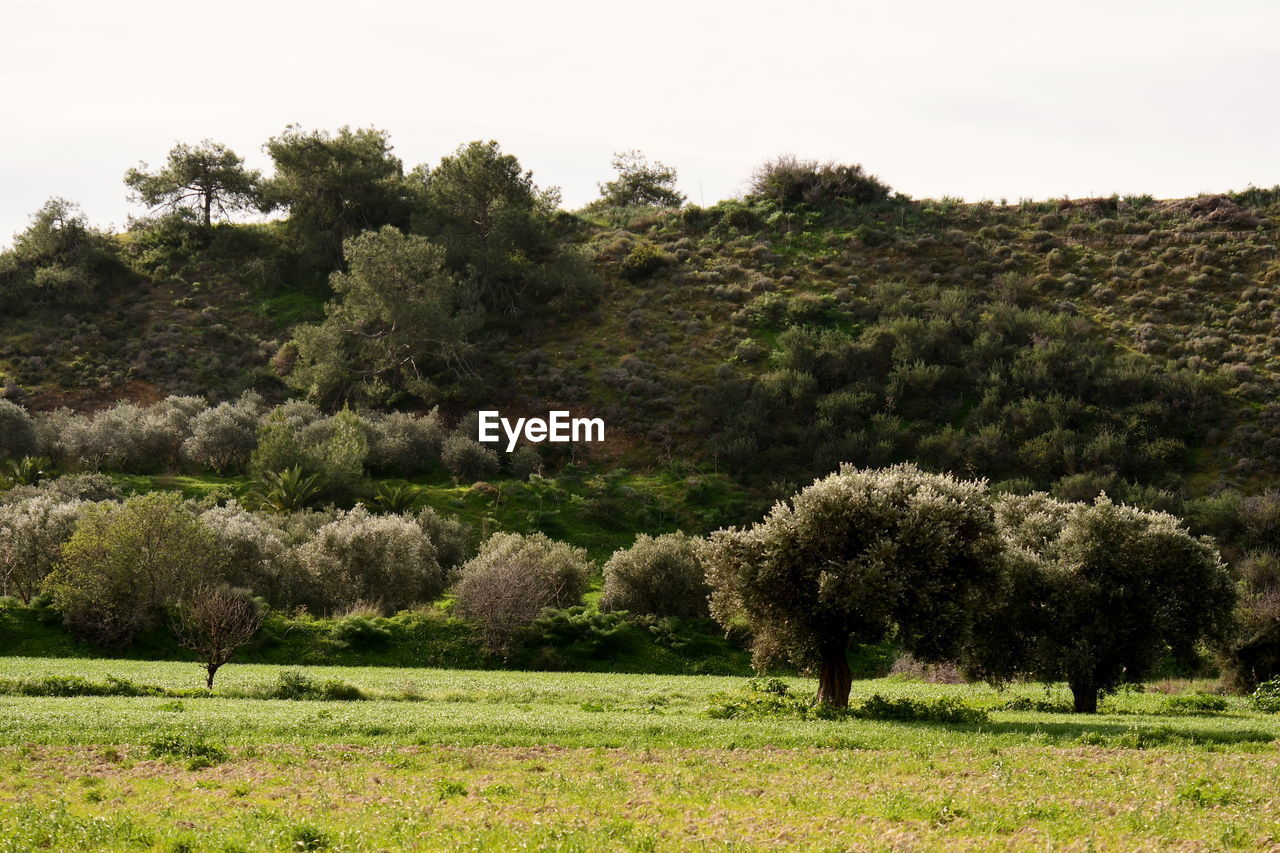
{"left": 125, "top": 140, "right": 261, "bottom": 227}
{"left": 701, "top": 463, "right": 1002, "bottom": 706}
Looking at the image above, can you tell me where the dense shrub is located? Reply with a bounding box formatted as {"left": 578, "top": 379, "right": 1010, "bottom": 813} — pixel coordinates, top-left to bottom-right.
{"left": 366, "top": 409, "right": 443, "bottom": 474}
{"left": 414, "top": 507, "right": 473, "bottom": 576}
{"left": 600, "top": 532, "right": 709, "bottom": 619}
{"left": 181, "top": 393, "right": 263, "bottom": 474}
{"left": 292, "top": 505, "right": 444, "bottom": 614}
{"left": 0, "top": 198, "right": 129, "bottom": 311}
{"left": 0, "top": 400, "right": 38, "bottom": 461}
{"left": 454, "top": 532, "right": 592, "bottom": 653}
{"left": 749, "top": 156, "right": 891, "bottom": 207}
{"left": 198, "top": 501, "right": 297, "bottom": 607}
{"left": 1253, "top": 678, "right": 1280, "bottom": 713}
{"left": 0, "top": 495, "right": 86, "bottom": 602}
{"left": 43, "top": 492, "right": 220, "bottom": 645}
{"left": 441, "top": 432, "right": 500, "bottom": 482}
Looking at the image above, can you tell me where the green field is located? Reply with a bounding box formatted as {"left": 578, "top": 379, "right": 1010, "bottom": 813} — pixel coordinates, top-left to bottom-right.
{"left": 0, "top": 658, "right": 1278, "bottom": 850}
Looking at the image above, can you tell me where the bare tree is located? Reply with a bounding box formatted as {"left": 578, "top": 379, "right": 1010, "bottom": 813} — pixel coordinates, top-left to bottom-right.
{"left": 171, "top": 585, "right": 264, "bottom": 689}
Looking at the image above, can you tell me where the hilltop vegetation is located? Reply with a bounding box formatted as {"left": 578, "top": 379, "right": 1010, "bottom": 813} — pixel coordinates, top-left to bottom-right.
{"left": 2, "top": 129, "right": 1280, "bottom": 692}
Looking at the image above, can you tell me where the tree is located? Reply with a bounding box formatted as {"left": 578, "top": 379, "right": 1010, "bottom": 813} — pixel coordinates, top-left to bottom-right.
{"left": 261, "top": 125, "right": 411, "bottom": 270}
{"left": 0, "top": 198, "right": 127, "bottom": 311}
{"left": 0, "top": 400, "right": 38, "bottom": 461}
{"left": 749, "top": 156, "right": 891, "bottom": 207}
{"left": 415, "top": 140, "right": 592, "bottom": 314}
{"left": 43, "top": 492, "right": 220, "bottom": 645}
{"left": 968, "top": 493, "right": 1236, "bottom": 713}
{"left": 125, "top": 140, "right": 261, "bottom": 227}
{"left": 171, "top": 584, "right": 263, "bottom": 689}
{"left": 601, "top": 532, "right": 709, "bottom": 619}
{"left": 597, "top": 150, "right": 685, "bottom": 208}
{"left": 286, "top": 227, "right": 481, "bottom": 407}
{"left": 701, "top": 463, "right": 1001, "bottom": 707}
{"left": 180, "top": 392, "right": 263, "bottom": 474}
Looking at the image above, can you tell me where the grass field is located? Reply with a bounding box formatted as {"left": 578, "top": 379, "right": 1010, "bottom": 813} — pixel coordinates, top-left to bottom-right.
{"left": 0, "top": 658, "right": 1278, "bottom": 850}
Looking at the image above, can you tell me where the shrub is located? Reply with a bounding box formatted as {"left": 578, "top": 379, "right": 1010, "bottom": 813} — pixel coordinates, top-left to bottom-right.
{"left": 332, "top": 614, "right": 393, "bottom": 651}
{"left": 253, "top": 669, "right": 366, "bottom": 701}
{"left": 43, "top": 492, "right": 220, "bottom": 645}
{"left": 454, "top": 532, "right": 592, "bottom": 653}
{"left": 749, "top": 155, "right": 891, "bottom": 207}
{"left": 441, "top": 432, "right": 500, "bottom": 482}
{"left": 1253, "top": 679, "right": 1280, "bottom": 713}
{"left": 0, "top": 495, "right": 85, "bottom": 602}
{"left": 148, "top": 731, "right": 230, "bottom": 765}
{"left": 1162, "top": 693, "right": 1229, "bottom": 715}
{"left": 366, "top": 409, "right": 443, "bottom": 475}
{"left": 0, "top": 400, "right": 38, "bottom": 461}
{"left": 619, "top": 242, "right": 671, "bottom": 281}
{"left": 292, "top": 505, "right": 444, "bottom": 614}
{"left": 600, "top": 532, "right": 710, "bottom": 619}
{"left": 414, "top": 507, "right": 473, "bottom": 575}
{"left": 198, "top": 501, "right": 294, "bottom": 606}
{"left": 181, "top": 392, "right": 263, "bottom": 474}
{"left": 515, "top": 606, "right": 636, "bottom": 660}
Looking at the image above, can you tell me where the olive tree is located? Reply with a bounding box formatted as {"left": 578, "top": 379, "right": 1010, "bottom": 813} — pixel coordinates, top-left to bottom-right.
{"left": 180, "top": 393, "right": 263, "bottom": 473}
{"left": 0, "top": 400, "right": 38, "bottom": 461}
{"left": 701, "top": 463, "right": 1001, "bottom": 707}
{"left": 601, "top": 532, "right": 709, "bottom": 619}
{"left": 596, "top": 150, "right": 685, "bottom": 209}
{"left": 967, "top": 493, "right": 1236, "bottom": 713}
{"left": 43, "top": 492, "right": 221, "bottom": 645}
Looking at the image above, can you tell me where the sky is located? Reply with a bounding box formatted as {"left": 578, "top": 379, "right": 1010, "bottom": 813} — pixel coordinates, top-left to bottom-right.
{"left": 3, "top": 0, "right": 1278, "bottom": 245}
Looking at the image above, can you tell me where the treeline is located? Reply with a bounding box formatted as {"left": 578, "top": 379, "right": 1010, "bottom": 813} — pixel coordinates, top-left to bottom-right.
{"left": 2, "top": 462, "right": 1278, "bottom": 708}
{"left": 0, "top": 396, "right": 541, "bottom": 501}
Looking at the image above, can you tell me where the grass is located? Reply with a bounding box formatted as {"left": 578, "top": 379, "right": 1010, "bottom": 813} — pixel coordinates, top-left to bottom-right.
{"left": 0, "top": 659, "right": 1277, "bottom": 849}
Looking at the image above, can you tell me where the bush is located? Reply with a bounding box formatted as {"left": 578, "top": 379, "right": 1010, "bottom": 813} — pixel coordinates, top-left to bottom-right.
{"left": 454, "top": 532, "right": 592, "bottom": 653}
{"left": 332, "top": 615, "right": 393, "bottom": 651}
{"left": 707, "top": 679, "right": 988, "bottom": 724}
{"left": 1162, "top": 693, "right": 1229, "bottom": 715}
{"left": 0, "top": 674, "right": 167, "bottom": 697}
{"left": 515, "top": 606, "right": 636, "bottom": 660}
{"left": 292, "top": 505, "right": 444, "bottom": 614}
{"left": 148, "top": 731, "right": 230, "bottom": 765}
{"left": 0, "top": 495, "right": 85, "bottom": 602}
{"left": 0, "top": 400, "right": 38, "bottom": 461}
{"left": 600, "top": 532, "right": 709, "bottom": 619}
{"left": 253, "top": 668, "right": 366, "bottom": 701}
{"left": 414, "top": 507, "right": 473, "bottom": 576}
{"left": 1253, "top": 679, "right": 1280, "bottom": 713}
{"left": 181, "top": 392, "right": 263, "bottom": 474}
{"left": 441, "top": 432, "right": 500, "bottom": 482}
{"left": 198, "top": 501, "right": 295, "bottom": 606}
{"left": 749, "top": 155, "right": 891, "bottom": 207}
{"left": 619, "top": 242, "right": 671, "bottom": 281}
{"left": 367, "top": 409, "right": 443, "bottom": 475}
{"left": 43, "top": 492, "right": 220, "bottom": 645}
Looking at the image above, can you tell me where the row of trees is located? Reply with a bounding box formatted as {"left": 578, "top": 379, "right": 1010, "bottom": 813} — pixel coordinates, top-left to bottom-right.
{"left": 0, "top": 396, "right": 534, "bottom": 493}
{"left": 1, "top": 462, "right": 1256, "bottom": 711}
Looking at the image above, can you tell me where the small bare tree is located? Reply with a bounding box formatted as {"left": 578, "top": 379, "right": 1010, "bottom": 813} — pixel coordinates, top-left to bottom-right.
{"left": 171, "top": 584, "right": 263, "bottom": 689}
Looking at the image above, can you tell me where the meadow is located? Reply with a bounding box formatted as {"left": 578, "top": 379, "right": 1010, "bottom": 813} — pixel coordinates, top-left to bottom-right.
{"left": 0, "top": 658, "right": 1278, "bottom": 851}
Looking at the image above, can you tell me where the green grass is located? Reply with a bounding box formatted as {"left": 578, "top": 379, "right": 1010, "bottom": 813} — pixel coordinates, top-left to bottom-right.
{"left": 0, "top": 659, "right": 1277, "bottom": 849}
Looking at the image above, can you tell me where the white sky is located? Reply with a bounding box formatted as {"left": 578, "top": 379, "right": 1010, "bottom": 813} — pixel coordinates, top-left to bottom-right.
{"left": 3, "top": 0, "right": 1278, "bottom": 245}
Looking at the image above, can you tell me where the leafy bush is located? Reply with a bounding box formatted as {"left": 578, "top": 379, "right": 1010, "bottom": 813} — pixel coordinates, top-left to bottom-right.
{"left": 181, "top": 392, "right": 263, "bottom": 474}
{"left": 198, "top": 501, "right": 296, "bottom": 607}
{"left": 366, "top": 409, "right": 443, "bottom": 475}
{"left": 0, "top": 401, "right": 38, "bottom": 461}
{"left": 441, "top": 432, "right": 500, "bottom": 482}
{"left": 619, "top": 242, "right": 671, "bottom": 281}
{"left": 414, "top": 507, "right": 473, "bottom": 575}
{"left": 0, "top": 674, "right": 168, "bottom": 697}
{"left": 292, "top": 505, "right": 444, "bottom": 614}
{"left": 252, "top": 668, "right": 365, "bottom": 701}
{"left": 515, "top": 606, "right": 636, "bottom": 660}
{"left": 1253, "top": 678, "right": 1280, "bottom": 713}
{"left": 708, "top": 679, "right": 988, "bottom": 724}
{"left": 332, "top": 615, "right": 393, "bottom": 651}
{"left": 749, "top": 156, "right": 891, "bottom": 207}
{"left": 0, "top": 495, "right": 85, "bottom": 602}
{"left": 600, "top": 532, "right": 709, "bottom": 619}
{"left": 454, "top": 532, "right": 591, "bottom": 653}
{"left": 148, "top": 730, "right": 230, "bottom": 765}
{"left": 1161, "top": 692, "right": 1229, "bottom": 715}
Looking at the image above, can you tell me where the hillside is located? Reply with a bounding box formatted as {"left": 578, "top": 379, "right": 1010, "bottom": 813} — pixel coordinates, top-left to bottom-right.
{"left": 4, "top": 188, "right": 1278, "bottom": 501}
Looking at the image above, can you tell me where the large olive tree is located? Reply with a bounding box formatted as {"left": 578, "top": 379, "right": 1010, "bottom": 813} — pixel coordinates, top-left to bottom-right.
{"left": 701, "top": 463, "right": 1001, "bottom": 707}
{"left": 967, "top": 493, "right": 1236, "bottom": 713}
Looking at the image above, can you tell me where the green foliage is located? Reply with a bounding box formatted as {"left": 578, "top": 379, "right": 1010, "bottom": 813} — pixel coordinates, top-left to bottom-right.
{"left": 286, "top": 228, "right": 480, "bottom": 407}
{"left": 969, "top": 493, "right": 1236, "bottom": 712}
{"left": 0, "top": 198, "right": 129, "bottom": 311}
{"left": 595, "top": 150, "right": 685, "bottom": 209}
{"left": 124, "top": 140, "right": 261, "bottom": 227}
{"left": 250, "top": 668, "right": 366, "bottom": 701}
{"left": 0, "top": 674, "right": 167, "bottom": 697}
{"left": 1162, "top": 692, "right": 1229, "bottom": 715}
{"left": 261, "top": 125, "right": 411, "bottom": 273}
{"left": 331, "top": 615, "right": 393, "bottom": 651}
{"left": 600, "top": 532, "right": 709, "bottom": 619}
{"left": 515, "top": 606, "right": 636, "bottom": 662}
{"left": 618, "top": 241, "right": 671, "bottom": 281}
{"left": 702, "top": 464, "right": 1001, "bottom": 705}
{"left": 43, "top": 492, "right": 221, "bottom": 646}
{"left": 371, "top": 482, "right": 420, "bottom": 514}
{"left": 749, "top": 155, "right": 891, "bottom": 207}
{"left": 1253, "top": 678, "right": 1280, "bottom": 713}
{"left": 246, "top": 466, "right": 320, "bottom": 512}
{"left": 1, "top": 456, "right": 53, "bottom": 488}
{"left": 0, "top": 401, "right": 38, "bottom": 461}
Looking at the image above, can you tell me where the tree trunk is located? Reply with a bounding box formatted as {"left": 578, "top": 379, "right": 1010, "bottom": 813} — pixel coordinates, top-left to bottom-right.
{"left": 816, "top": 641, "right": 852, "bottom": 708}
{"left": 206, "top": 664, "right": 219, "bottom": 691}
{"left": 1070, "top": 680, "right": 1098, "bottom": 714}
